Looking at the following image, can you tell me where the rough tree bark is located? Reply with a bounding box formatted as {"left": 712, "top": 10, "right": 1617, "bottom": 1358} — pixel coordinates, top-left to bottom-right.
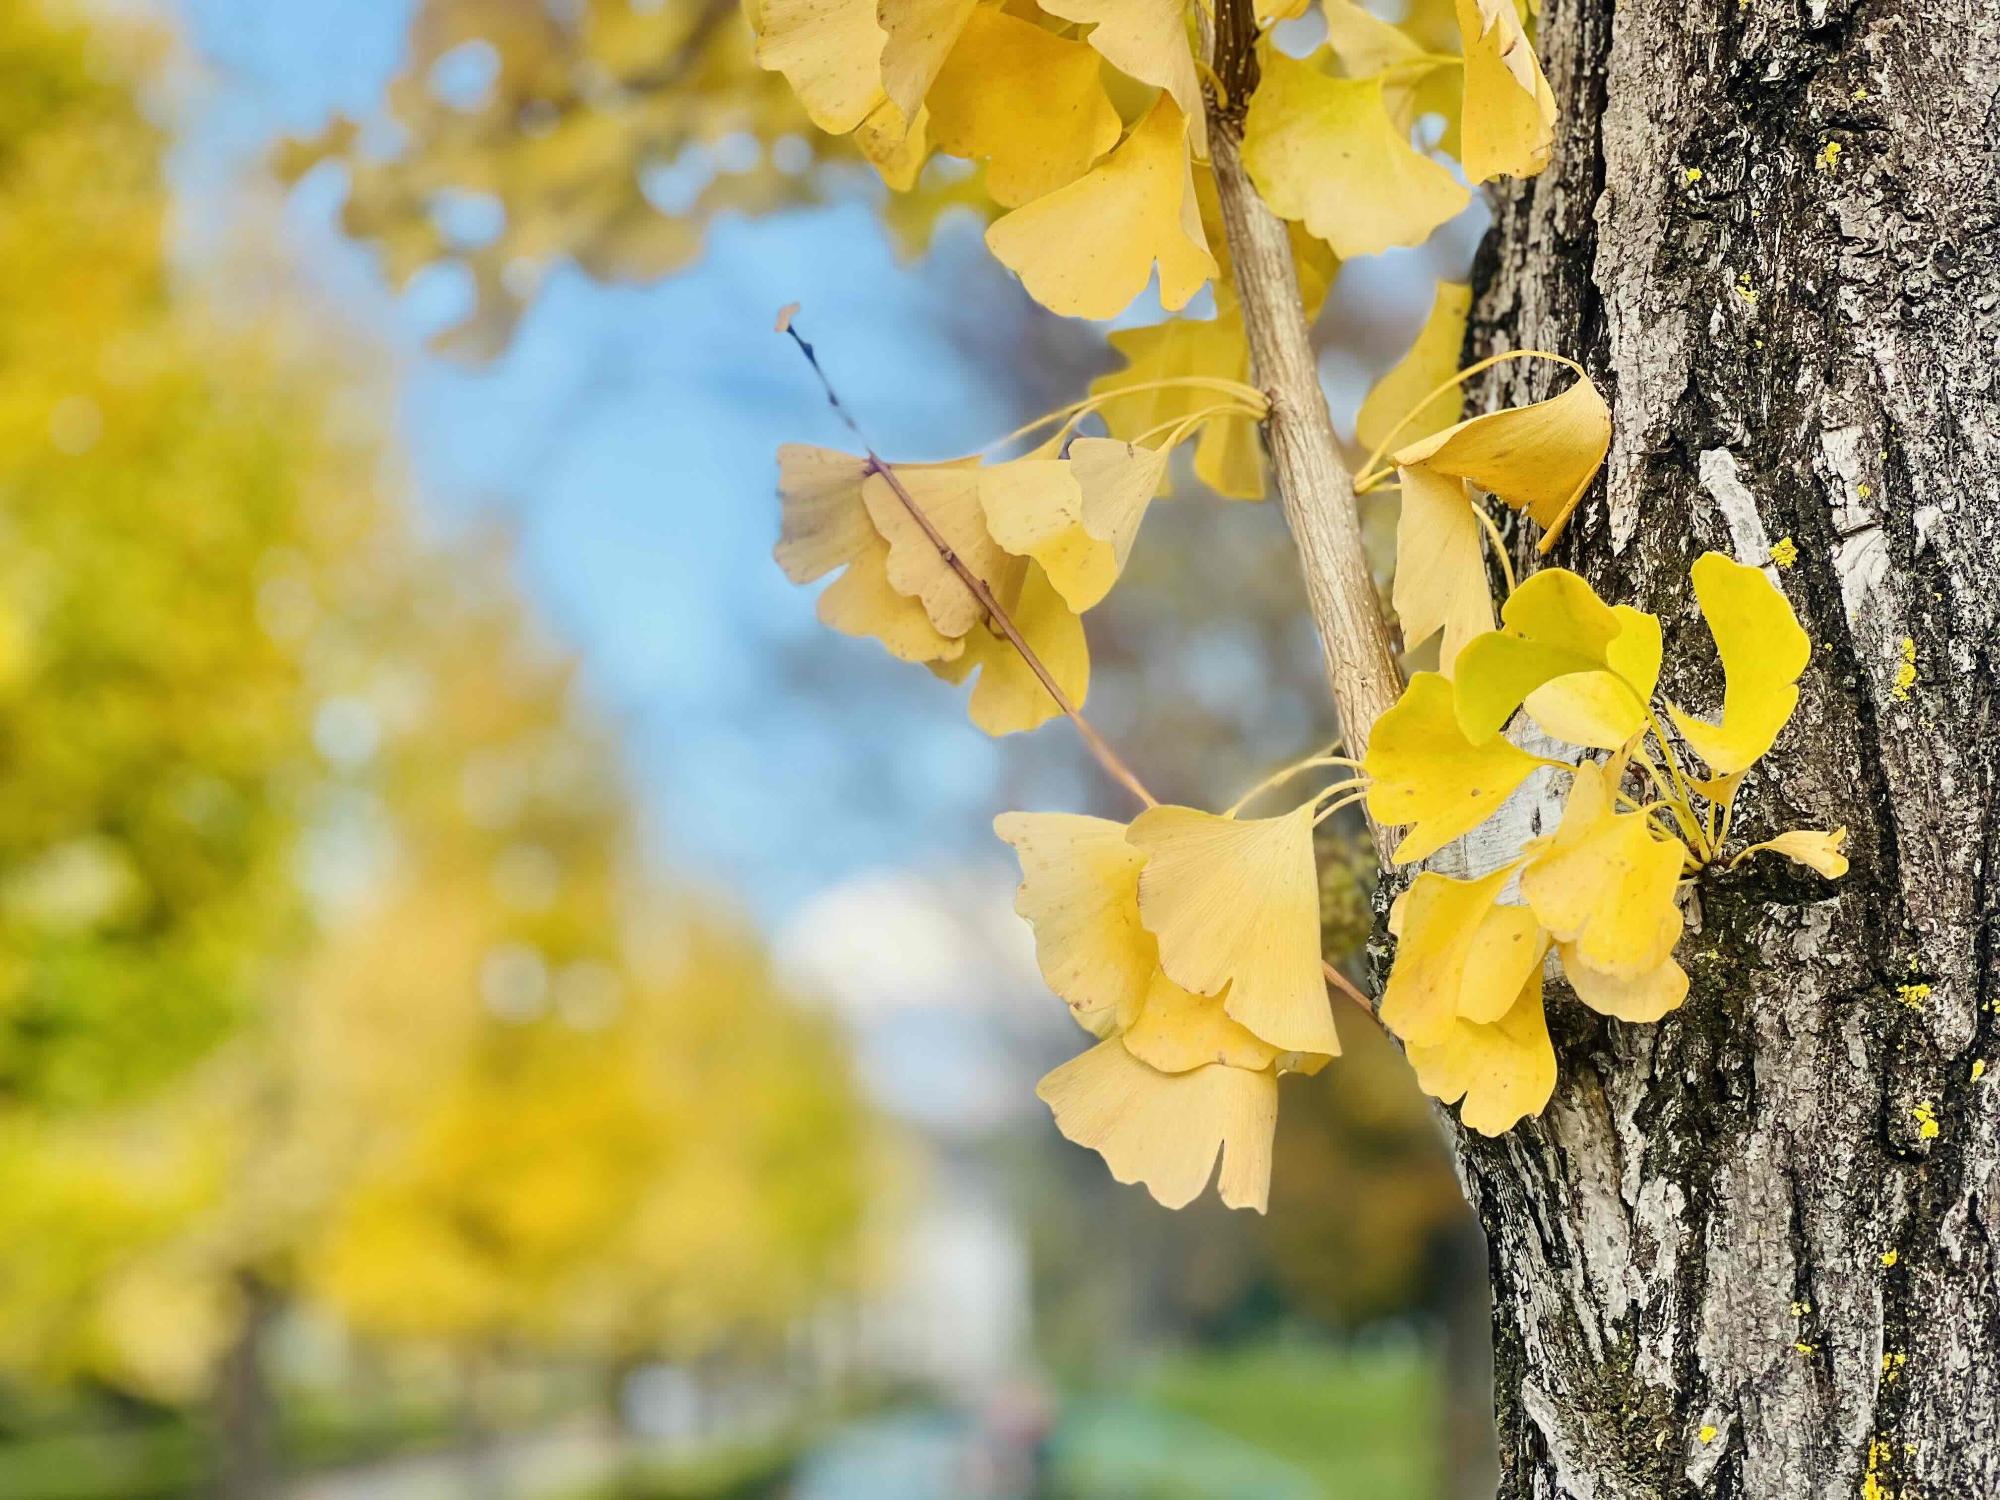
{"left": 1448, "top": 0, "right": 2000, "bottom": 1493}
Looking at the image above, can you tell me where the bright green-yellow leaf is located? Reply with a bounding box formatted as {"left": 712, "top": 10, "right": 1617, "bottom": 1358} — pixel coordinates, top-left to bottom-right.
{"left": 752, "top": 0, "right": 884, "bottom": 135}
{"left": 1560, "top": 946, "right": 1688, "bottom": 1023}
{"left": 861, "top": 463, "right": 1009, "bottom": 638}
{"left": 1666, "top": 551, "right": 1811, "bottom": 777}
{"left": 879, "top": 0, "right": 977, "bottom": 119}
{"left": 1731, "top": 827, "right": 1849, "bottom": 880}
{"left": 1242, "top": 50, "right": 1469, "bottom": 260}
{"left": 1455, "top": 0, "right": 1557, "bottom": 183}
{"left": 1393, "top": 374, "right": 1610, "bottom": 547}
{"left": 927, "top": 9, "right": 1123, "bottom": 207}
{"left": 943, "top": 562, "right": 1090, "bottom": 735}
{"left": 980, "top": 458, "right": 1119, "bottom": 612}
{"left": 1090, "top": 315, "right": 1263, "bottom": 499}
{"left": 1406, "top": 965, "right": 1556, "bottom": 1135}
{"left": 1357, "top": 282, "right": 1471, "bottom": 457}
{"left": 1364, "top": 671, "right": 1543, "bottom": 863}
{"left": 1392, "top": 466, "right": 1493, "bottom": 675}
{"left": 985, "top": 96, "right": 1215, "bottom": 320}
{"left": 1121, "top": 970, "right": 1280, "bottom": 1073}
{"left": 1127, "top": 803, "right": 1339, "bottom": 1056}
{"left": 1522, "top": 605, "right": 1662, "bottom": 750}
{"left": 1037, "top": 1038, "right": 1278, "bottom": 1210}
{"left": 994, "top": 811, "right": 1155, "bottom": 1037}
{"left": 1380, "top": 865, "right": 1517, "bottom": 1045}
{"left": 774, "top": 445, "right": 962, "bottom": 662}
{"left": 1040, "top": 0, "right": 1206, "bottom": 153}
{"left": 1519, "top": 761, "right": 1684, "bottom": 979}
{"left": 1452, "top": 567, "right": 1637, "bottom": 742}
{"left": 1071, "top": 437, "right": 1171, "bottom": 569}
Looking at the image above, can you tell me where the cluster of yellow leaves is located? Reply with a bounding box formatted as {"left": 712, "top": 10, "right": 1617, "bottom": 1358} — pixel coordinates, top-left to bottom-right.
{"left": 1364, "top": 554, "right": 1843, "bottom": 1134}
{"left": 998, "top": 797, "right": 1339, "bottom": 1212}
{"left": 1352, "top": 287, "right": 1616, "bottom": 675}
{"left": 751, "top": 0, "right": 1556, "bottom": 323}
{"left": 774, "top": 412, "right": 1243, "bottom": 731}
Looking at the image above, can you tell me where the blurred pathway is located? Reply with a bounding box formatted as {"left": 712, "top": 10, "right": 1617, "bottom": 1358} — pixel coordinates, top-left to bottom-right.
{"left": 285, "top": 1421, "right": 619, "bottom": 1500}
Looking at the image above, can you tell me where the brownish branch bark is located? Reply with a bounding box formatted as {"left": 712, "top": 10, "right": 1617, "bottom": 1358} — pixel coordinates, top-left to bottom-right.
{"left": 1200, "top": 12, "right": 1403, "bottom": 860}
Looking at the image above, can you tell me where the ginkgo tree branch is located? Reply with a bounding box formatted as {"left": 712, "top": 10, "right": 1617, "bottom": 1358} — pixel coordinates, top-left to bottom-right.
{"left": 1201, "top": 2, "right": 1404, "bottom": 864}
{"left": 780, "top": 314, "right": 1376, "bottom": 1017}
{"left": 779, "top": 315, "right": 1159, "bottom": 813}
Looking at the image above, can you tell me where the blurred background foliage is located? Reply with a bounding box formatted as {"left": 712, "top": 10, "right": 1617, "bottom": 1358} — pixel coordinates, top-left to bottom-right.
{"left": 0, "top": 0, "right": 1493, "bottom": 1495}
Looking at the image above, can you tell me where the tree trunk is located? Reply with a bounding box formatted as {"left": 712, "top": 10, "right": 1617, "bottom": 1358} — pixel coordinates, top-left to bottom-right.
{"left": 1454, "top": 0, "right": 2000, "bottom": 1493}
{"left": 215, "top": 1276, "right": 278, "bottom": 1500}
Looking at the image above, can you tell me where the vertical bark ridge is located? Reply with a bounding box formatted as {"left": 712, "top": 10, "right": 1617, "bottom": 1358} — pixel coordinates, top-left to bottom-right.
{"left": 1458, "top": 0, "right": 2000, "bottom": 1494}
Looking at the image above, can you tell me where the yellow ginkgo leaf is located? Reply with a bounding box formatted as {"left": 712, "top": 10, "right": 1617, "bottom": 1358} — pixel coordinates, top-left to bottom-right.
{"left": 1406, "top": 965, "right": 1556, "bottom": 1135}
{"left": 980, "top": 457, "right": 1119, "bottom": 612}
{"left": 1561, "top": 946, "right": 1688, "bottom": 1023}
{"left": 852, "top": 97, "right": 928, "bottom": 190}
{"left": 1363, "top": 671, "right": 1544, "bottom": 863}
{"left": 1380, "top": 864, "right": 1518, "bottom": 1044}
{"left": 1455, "top": 0, "right": 1557, "bottom": 183}
{"left": 818, "top": 529, "right": 968, "bottom": 661}
{"left": 1357, "top": 282, "right": 1472, "bottom": 457}
{"left": 1037, "top": 1038, "right": 1279, "bottom": 1210}
{"left": 752, "top": 0, "right": 885, "bottom": 135}
{"left": 1522, "top": 605, "right": 1662, "bottom": 750}
{"left": 861, "top": 463, "right": 1010, "bottom": 637}
{"left": 1519, "top": 761, "right": 1684, "bottom": 979}
{"left": 1452, "top": 567, "right": 1639, "bottom": 743}
{"left": 985, "top": 97, "right": 1215, "bottom": 321}
{"left": 1323, "top": 0, "right": 1434, "bottom": 77}
{"left": 1071, "top": 437, "right": 1171, "bottom": 569}
{"left": 926, "top": 9, "right": 1123, "bottom": 207}
{"left": 1127, "top": 803, "right": 1340, "bottom": 1056}
{"left": 774, "top": 445, "right": 962, "bottom": 662}
{"left": 1121, "top": 970, "right": 1280, "bottom": 1074}
{"left": 941, "top": 562, "right": 1091, "bottom": 735}
{"left": 1040, "top": 0, "right": 1206, "bottom": 153}
{"left": 994, "top": 811, "right": 1156, "bottom": 1036}
{"left": 878, "top": 0, "right": 977, "bottom": 120}
{"left": 1666, "top": 551, "right": 1811, "bottom": 777}
{"left": 1731, "top": 827, "right": 1849, "bottom": 880}
{"left": 1392, "top": 467, "right": 1493, "bottom": 675}
{"left": 1242, "top": 51, "right": 1470, "bottom": 260}
{"left": 1393, "top": 373, "right": 1610, "bottom": 548}
{"left": 1090, "top": 315, "right": 1263, "bottom": 499}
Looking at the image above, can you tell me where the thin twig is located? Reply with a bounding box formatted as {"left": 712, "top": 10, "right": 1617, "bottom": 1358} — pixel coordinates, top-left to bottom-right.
{"left": 782, "top": 319, "right": 1156, "bottom": 811}
{"left": 782, "top": 318, "right": 1376, "bottom": 1019}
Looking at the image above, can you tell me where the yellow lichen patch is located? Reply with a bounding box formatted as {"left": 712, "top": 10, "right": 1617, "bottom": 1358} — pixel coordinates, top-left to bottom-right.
{"left": 1897, "top": 981, "right": 1931, "bottom": 1010}
{"left": 1891, "top": 637, "right": 1917, "bottom": 702}
{"left": 1974, "top": 1059, "right": 1987, "bottom": 1083}
{"left": 1912, "top": 1100, "right": 1939, "bottom": 1140}
{"left": 1881, "top": 1247, "right": 1899, "bottom": 1268}
{"left": 1817, "top": 139, "right": 1843, "bottom": 172}
{"left": 1698, "top": 1424, "right": 1718, "bottom": 1445}
{"left": 1684, "top": 166, "right": 1704, "bottom": 185}
{"left": 1770, "top": 536, "right": 1798, "bottom": 568}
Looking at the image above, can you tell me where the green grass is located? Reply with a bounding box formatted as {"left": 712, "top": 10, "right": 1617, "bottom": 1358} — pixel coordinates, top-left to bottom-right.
{"left": 1054, "top": 1339, "right": 1441, "bottom": 1500}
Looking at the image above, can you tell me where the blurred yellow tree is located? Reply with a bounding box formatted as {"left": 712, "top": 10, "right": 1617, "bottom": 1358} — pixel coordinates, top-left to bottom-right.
{"left": 277, "top": 0, "right": 973, "bottom": 359}
{"left": 0, "top": 0, "right": 869, "bottom": 1455}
